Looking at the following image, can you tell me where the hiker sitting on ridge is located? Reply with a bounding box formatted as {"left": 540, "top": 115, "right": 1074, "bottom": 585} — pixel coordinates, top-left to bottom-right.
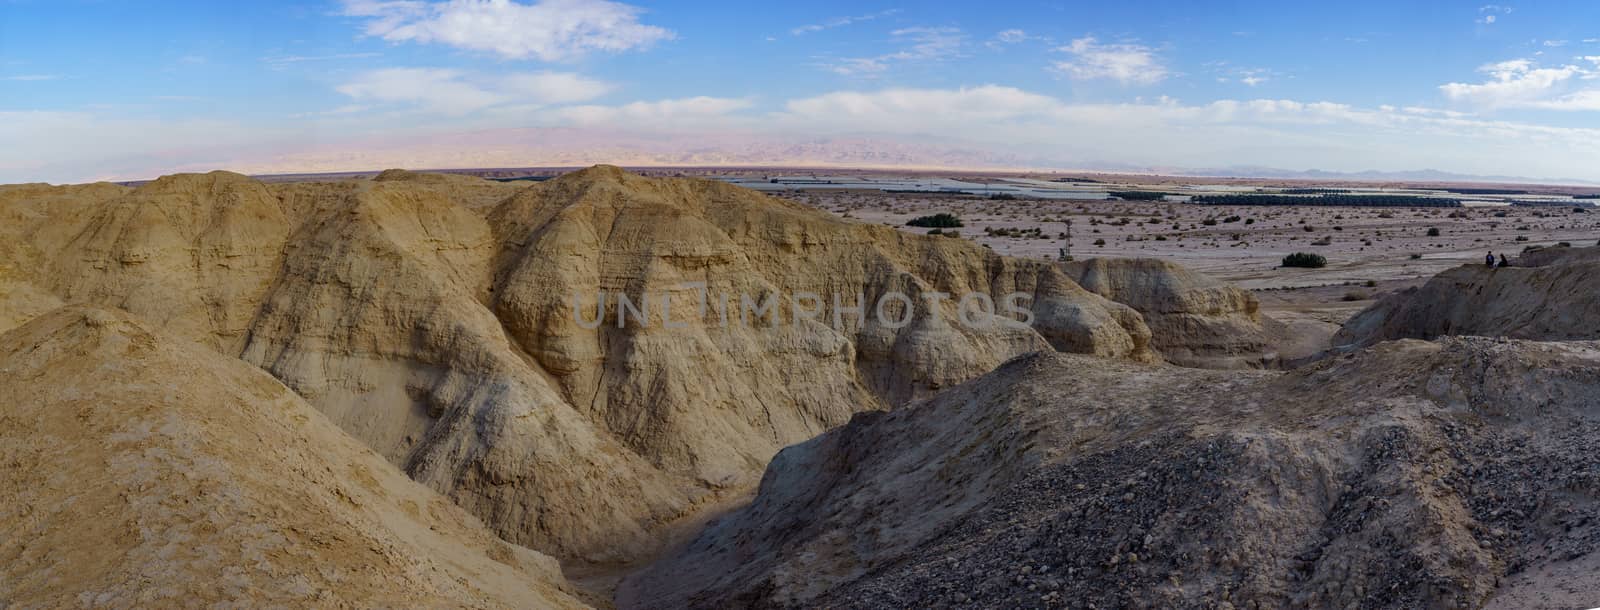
{"left": 1499, "top": 253, "right": 1510, "bottom": 268}
{"left": 1486, "top": 252, "right": 1495, "bottom": 267}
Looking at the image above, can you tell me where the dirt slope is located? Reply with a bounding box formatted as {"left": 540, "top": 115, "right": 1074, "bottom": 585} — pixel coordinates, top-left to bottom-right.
{"left": 1335, "top": 245, "right": 1600, "bottom": 349}
{"left": 0, "top": 306, "right": 588, "bottom": 609}
{"left": 628, "top": 337, "right": 1600, "bottom": 609}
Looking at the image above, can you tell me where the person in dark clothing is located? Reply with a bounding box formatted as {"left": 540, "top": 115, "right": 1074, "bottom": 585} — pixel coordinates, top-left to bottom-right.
{"left": 1486, "top": 252, "right": 1496, "bottom": 267}
{"left": 1499, "top": 253, "right": 1510, "bottom": 268}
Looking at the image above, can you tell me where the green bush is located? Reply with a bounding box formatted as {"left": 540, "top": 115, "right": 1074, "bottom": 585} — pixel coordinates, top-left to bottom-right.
{"left": 906, "top": 213, "right": 963, "bottom": 228}
{"left": 1281, "top": 252, "right": 1327, "bottom": 268}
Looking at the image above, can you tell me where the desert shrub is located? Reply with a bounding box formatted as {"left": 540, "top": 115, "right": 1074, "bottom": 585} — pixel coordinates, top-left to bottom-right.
{"left": 1093, "top": 238, "right": 1107, "bottom": 246}
{"left": 1342, "top": 291, "right": 1369, "bottom": 301}
{"left": 1364, "top": 280, "right": 1378, "bottom": 288}
{"left": 1516, "top": 235, "right": 1529, "bottom": 241}
{"left": 1202, "top": 218, "right": 1218, "bottom": 226}
{"left": 1409, "top": 253, "right": 1423, "bottom": 259}
{"left": 1426, "top": 227, "right": 1441, "bottom": 237}
{"left": 906, "top": 213, "right": 963, "bottom": 228}
{"left": 1302, "top": 225, "right": 1315, "bottom": 232}
{"left": 1281, "top": 252, "right": 1327, "bottom": 268}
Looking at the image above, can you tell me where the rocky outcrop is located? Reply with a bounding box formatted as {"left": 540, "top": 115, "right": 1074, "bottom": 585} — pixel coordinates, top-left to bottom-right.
{"left": 1065, "top": 257, "right": 1292, "bottom": 368}
{"left": 0, "top": 181, "right": 128, "bottom": 333}
{"left": 1335, "top": 245, "right": 1600, "bottom": 349}
{"left": 0, "top": 306, "right": 588, "bottom": 609}
{"left": 628, "top": 337, "right": 1600, "bottom": 608}
{"left": 0, "top": 166, "right": 1158, "bottom": 564}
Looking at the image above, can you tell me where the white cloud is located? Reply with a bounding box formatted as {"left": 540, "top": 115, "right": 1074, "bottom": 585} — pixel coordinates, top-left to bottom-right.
{"left": 261, "top": 52, "right": 382, "bottom": 70}
{"left": 1476, "top": 4, "right": 1511, "bottom": 24}
{"left": 340, "top": 0, "right": 673, "bottom": 61}
{"left": 1439, "top": 58, "right": 1600, "bottom": 110}
{"left": 791, "top": 9, "right": 900, "bottom": 36}
{"left": 1544, "top": 40, "right": 1569, "bottom": 47}
{"left": 336, "top": 68, "right": 613, "bottom": 114}
{"left": 2, "top": 74, "right": 61, "bottom": 81}
{"left": 995, "top": 29, "right": 1028, "bottom": 44}
{"left": 499, "top": 71, "right": 616, "bottom": 104}
{"left": 821, "top": 27, "right": 964, "bottom": 77}
{"left": 1051, "top": 37, "right": 1167, "bottom": 85}
{"left": 552, "top": 96, "right": 754, "bottom": 127}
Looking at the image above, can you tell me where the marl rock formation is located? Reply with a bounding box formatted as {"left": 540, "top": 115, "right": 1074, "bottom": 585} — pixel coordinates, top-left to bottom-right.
{"left": 1335, "top": 245, "right": 1600, "bottom": 349}
{"left": 0, "top": 166, "right": 1278, "bottom": 566}
{"left": 1065, "top": 257, "right": 1294, "bottom": 368}
{"left": 0, "top": 306, "right": 588, "bottom": 609}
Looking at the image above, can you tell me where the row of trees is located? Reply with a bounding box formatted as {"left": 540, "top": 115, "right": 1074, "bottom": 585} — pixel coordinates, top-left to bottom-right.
{"left": 1443, "top": 187, "right": 1528, "bottom": 195}
{"left": 1278, "top": 188, "right": 1350, "bottom": 195}
{"left": 1108, "top": 191, "right": 1170, "bottom": 200}
{"left": 1192, "top": 194, "right": 1462, "bottom": 207}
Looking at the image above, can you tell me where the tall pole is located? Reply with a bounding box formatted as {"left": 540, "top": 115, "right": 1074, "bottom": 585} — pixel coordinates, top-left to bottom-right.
{"left": 1060, "top": 218, "right": 1073, "bottom": 262}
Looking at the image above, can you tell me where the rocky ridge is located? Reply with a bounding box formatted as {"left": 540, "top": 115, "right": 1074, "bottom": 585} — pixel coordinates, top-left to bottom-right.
{"left": 1335, "top": 245, "right": 1600, "bottom": 349}
{"left": 629, "top": 337, "right": 1600, "bottom": 609}
{"left": 0, "top": 166, "right": 1282, "bottom": 566}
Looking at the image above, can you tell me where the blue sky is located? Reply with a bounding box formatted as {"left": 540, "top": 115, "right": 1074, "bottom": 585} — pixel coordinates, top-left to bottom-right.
{"left": 3, "top": 0, "right": 1600, "bottom": 182}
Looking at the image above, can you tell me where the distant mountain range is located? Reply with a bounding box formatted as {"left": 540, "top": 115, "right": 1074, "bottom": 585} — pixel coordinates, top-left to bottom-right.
{"left": 1099, "top": 165, "right": 1600, "bottom": 186}
{"left": 196, "top": 129, "right": 1599, "bottom": 187}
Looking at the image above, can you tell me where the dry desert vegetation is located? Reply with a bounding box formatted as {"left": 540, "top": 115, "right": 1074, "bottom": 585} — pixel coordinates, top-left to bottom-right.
{"left": 2, "top": 166, "right": 1599, "bottom": 608}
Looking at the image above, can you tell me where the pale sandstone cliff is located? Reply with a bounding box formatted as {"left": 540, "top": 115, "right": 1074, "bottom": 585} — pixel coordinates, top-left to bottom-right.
{"left": 0, "top": 306, "right": 588, "bottom": 609}
{"left": 1065, "top": 257, "right": 1293, "bottom": 368}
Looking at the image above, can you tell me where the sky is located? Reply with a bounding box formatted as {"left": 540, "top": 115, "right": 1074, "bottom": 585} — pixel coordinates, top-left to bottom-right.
{"left": 3, "top": 0, "right": 1600, "bottom": 183}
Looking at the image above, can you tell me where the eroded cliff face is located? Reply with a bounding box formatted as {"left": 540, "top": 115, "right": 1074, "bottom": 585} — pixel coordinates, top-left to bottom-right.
{"left": 1335, "top": 245, "right": 1600, "bottom": 349}
{"left": 0, "top": 166, "right": 1167, "bottom": 563}
{"left": 0, "top": 307, "right": 589, "bottom": 609}
{"left": 1065, "top": 257, "right": 1293, "bottom": 368}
